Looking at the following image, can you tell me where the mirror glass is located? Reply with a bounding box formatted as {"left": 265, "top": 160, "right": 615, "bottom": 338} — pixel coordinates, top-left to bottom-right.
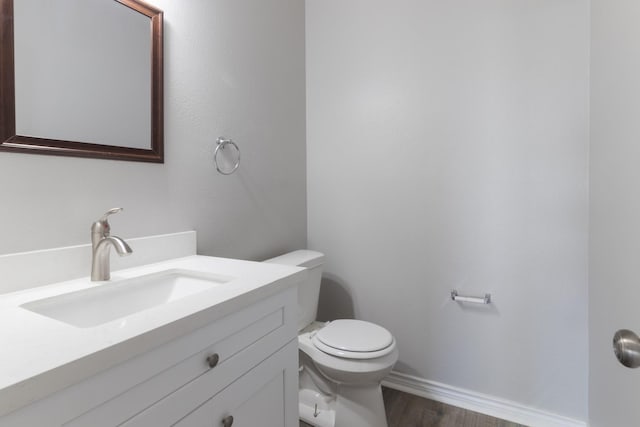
{"left": 15, "top": 0, "right": 150, "bottom": 149}
{"left": 0, "top": 0, "right": 163, "bottom": 162}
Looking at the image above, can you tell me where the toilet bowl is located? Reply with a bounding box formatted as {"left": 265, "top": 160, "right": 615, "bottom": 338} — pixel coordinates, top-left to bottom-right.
{"left": 264, "top": 251, "right": 398, "bottom": 427}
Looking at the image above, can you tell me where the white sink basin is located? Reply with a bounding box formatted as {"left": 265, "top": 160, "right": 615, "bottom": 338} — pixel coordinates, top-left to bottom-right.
{"left": 20, "top": 269, "right": 234, "bottom": 328}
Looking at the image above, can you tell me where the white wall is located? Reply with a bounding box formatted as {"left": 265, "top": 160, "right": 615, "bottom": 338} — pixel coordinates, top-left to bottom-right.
{"left": 0, "top": 0, "right": 306, "bottom": 281}
{"left": 589, "top": 2, "right": 640, "bottom": 426}
{"left": 306, "top": 0, "right": 589, "bottom": 421}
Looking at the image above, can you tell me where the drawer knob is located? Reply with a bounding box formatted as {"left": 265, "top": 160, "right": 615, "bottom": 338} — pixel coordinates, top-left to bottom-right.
{"left": 222, "top": 415, "right": 234, "bottom": 426}
{"left": 206, "top": 353, "right": 220, "bottom": 368}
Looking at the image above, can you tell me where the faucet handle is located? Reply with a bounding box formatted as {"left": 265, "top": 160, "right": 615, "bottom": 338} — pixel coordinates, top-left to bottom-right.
{"left": 99, "top": 207, "right": 124, "bottom": 222}
{"left": 92, "top": 207, "right": 124, "bottom": 238}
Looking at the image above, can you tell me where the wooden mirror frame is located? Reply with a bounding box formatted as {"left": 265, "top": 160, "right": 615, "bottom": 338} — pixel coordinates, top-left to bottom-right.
{"left": 0, "top": 0, "right": 163, "bottom": 163}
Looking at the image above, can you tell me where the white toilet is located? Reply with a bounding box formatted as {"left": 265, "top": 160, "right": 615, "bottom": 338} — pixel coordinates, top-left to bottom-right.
{"left": 264, "top": 250, "right": 398, "bottom": 427}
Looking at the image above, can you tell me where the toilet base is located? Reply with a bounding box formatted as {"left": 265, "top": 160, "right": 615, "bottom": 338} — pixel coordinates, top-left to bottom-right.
{"left": 299, "top": 388, "right": 335, "bottom": 427}
{"left": 334, "top": 384, "right": 388, "bottom": 427}
{"left": 299, "top": 384, "right": 388, "bottom": 427}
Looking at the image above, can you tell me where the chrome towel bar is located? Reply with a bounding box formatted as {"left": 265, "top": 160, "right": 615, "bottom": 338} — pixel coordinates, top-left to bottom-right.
{"left": 451, "top": 290, "right": 491, "bottom": 304}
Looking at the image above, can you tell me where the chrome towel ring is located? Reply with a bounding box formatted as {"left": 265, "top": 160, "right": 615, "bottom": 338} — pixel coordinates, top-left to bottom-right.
{"left": 214, "top": 137, "right": 240, "bottom": 175}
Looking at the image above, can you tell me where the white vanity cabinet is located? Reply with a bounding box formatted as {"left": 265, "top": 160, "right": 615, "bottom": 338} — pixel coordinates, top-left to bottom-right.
{"left": 0, "top": 286, "right": 298, "bottom": 427}
{"left": 125, "top": 341, "right": 296, "bottom": 427}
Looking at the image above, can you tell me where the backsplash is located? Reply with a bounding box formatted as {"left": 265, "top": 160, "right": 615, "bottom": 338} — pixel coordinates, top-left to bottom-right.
{"left": 0, "top": 231, "right": 196, "bottom": 295}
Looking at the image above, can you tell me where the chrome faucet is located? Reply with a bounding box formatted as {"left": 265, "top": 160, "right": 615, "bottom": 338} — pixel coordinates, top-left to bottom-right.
{"left": 91, "top": 208, "right": 133, "bottom": 281}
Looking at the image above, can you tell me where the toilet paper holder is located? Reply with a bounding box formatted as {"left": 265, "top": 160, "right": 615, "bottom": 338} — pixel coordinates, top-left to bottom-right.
{"left": 451, "top": 290, "right": 491, "bottom": 305}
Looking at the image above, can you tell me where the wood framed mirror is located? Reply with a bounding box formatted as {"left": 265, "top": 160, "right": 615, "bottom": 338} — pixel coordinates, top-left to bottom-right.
{"left": 0, "top": 0, "right": 163, "bottom": 163}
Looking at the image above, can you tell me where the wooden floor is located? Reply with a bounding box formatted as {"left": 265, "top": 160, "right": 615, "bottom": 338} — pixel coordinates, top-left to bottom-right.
{"left": 300, "top": 387, "right": 527, "bottom": 427}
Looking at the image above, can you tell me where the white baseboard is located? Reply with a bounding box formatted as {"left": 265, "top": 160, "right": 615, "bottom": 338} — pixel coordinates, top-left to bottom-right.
{"left": 382, "top": 371, "right": 586, "bottom": 427}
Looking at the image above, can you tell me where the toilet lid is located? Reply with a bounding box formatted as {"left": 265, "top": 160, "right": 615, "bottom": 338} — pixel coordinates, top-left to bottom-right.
{"left": 313, "top": 319, "right": 394, "bottom": 357}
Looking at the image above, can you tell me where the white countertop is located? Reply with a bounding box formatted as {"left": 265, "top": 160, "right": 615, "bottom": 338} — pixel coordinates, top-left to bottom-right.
{"left": 0, "top": 255, "right": 306, "bottom": 417}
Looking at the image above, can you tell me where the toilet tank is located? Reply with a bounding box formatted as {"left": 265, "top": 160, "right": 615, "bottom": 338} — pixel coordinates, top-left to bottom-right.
{"left": 263, "top": 250, "right": 324, "bottom": 331}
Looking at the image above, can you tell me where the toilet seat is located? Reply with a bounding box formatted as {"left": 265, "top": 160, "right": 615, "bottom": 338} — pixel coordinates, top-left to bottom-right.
{"left": 312, "top": 319, "right": 396, "bottom": 359}
{"left": 299, "top": 328, "right": 399, "bottom": 380}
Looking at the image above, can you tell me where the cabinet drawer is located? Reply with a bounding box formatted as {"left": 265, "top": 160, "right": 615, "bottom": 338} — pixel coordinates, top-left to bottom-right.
{"left": 123, "top": 340, "right": 299, "bottom": 427}
{"left": 62, "top": 290, "right": 296, "bottom": 427}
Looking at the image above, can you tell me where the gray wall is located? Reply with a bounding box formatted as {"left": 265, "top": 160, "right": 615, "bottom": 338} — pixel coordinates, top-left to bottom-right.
{"left": 0, "top": 0, "right": 306, "bottom": 270}
{"left": 589, "top": 2, "right": 640, "bottom": 426}
{"left": 306, "top": 0, "right": 589, "bottom": 420}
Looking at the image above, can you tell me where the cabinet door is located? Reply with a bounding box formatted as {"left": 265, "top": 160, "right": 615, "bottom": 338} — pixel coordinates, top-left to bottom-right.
{"left": 176, "top": 340, "right": 297, "bottom": 427}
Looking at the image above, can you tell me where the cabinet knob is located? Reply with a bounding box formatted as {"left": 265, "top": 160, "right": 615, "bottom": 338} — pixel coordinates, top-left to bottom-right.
{"left": 206, "top": 353, "right": 220, "bottom": 368}
{"left": 222, "top": 415, "right": 234, "bottom": 427}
